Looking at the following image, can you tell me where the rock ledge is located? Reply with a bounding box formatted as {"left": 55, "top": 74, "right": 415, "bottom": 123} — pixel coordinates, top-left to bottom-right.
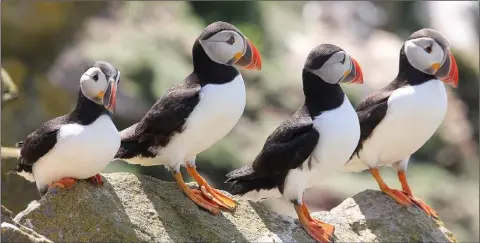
{"left": 3, "top": 172, "right": 455, "bottom": 242}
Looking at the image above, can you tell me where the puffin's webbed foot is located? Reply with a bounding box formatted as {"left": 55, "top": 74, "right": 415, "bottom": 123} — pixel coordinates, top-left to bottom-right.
{"left": 88, "top": 174, "right": 104, "bottom": 186}
{"left": 295, "top": 202, "right": 334, "bottom": 243}
{"left": 173, "top": 172, "right": 221, "bottom": 215}
{"left": 370, "top": 168, "right": 413, "bottom": 206}
{"left": 405, "top": 194, "right": 439, "bottom": 218}
{"left": 398, "top": 171, "right": 439, "bottom": 218}
{"left": 48, "top": 177, "right": 77, "bottom": 190}
{"left": 186, "top": 165, "right": 238, "bottom": 211}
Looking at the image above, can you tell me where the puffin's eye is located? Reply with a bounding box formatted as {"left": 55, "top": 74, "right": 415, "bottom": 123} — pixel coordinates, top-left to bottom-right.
{"left": 424, "top": 44, "right": 433, "bottom": 54}
{"left": 92, "top": 74, "right": 99, "bottom": 82}
{"left": 340, "top": 54, "right": 346, "bottom": 64}
{"left": 226, "top": 36, "right": 235, "bottom": 45}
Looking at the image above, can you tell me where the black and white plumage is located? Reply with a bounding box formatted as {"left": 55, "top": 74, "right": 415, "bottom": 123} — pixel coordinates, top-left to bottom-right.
{"left": 115, "top": 21, "right": 262, "bottom": 215}
{"left": 226, "top": 44, "right": 363, "bottom": 243}
{"left": 9, "top": 61, "right": 121, "bottom": 196}
{"left": 345, "top": 28, "right": 459, "bottom": 218}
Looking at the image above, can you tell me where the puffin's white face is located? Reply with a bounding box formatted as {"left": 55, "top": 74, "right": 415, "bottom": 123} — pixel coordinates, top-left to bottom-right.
{"left": 80, "top": 66, "right": 120, "bottom": 113}
{"left": 308, "top": 51, "right": 363, "bottom": 84}
{"left": 405, "top": 37, "right": 446, "bottom": 76}
{"left": 80, "top": 67, "right": 110, "bottom": 103}
{"left": 199, "top": 30, "right": 246, "bottom": 65}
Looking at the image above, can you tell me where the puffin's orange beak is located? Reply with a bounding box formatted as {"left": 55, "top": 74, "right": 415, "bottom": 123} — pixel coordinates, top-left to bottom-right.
{"left": 103, "top": 76, "right": 119, "bottom": 113}
{"left": 234, "top": 39, "right": 262, "bottom": 70}
{"left": 343, "top": 57, "right": 363, "bottom": 84}
{"left": 436, "top": 51, "right": 458, "bottom": 88}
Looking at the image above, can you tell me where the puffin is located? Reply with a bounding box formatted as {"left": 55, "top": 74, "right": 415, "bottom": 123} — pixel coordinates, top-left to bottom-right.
{"left": 226, "top": 44, "right": 364, "bottom": 243}
{"left": 9, "top": 61, "right": 121, "bottom": 196}
{"left": 114, "top": 21, "right": 262, "bottom": 215}
{"left": 345, "top": 28, "right": 459, "bottom": 218}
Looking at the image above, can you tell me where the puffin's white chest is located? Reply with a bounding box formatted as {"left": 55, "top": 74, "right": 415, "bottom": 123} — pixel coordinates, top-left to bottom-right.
{"left": 159, "top": 75, "right": 246, "bottom": 169}
{"left": 355, "top": 79, "right": 447, "bottom": 168}
{"left": 282, "top": 96, "right": 360, "bottom": 202}
{"left": 310, "top": 96, "right": 360, "bottom": 171}
{"left": 33, "top": 115, "right": 120, "bottom": 189}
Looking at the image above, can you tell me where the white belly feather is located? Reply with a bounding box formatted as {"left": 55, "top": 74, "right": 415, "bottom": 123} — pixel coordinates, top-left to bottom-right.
{"left": 33, "top": 115, "right": 120, "bottom": 189}
{"left": 344, "top": 79, "right": 447, "bottom": 172}
{"left": 136, "top": 75, "right": 246, "bottom": 171}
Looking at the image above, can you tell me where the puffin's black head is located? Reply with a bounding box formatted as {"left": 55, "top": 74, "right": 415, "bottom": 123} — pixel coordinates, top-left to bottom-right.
{"left": 196, "top": 21, "right": 262, "bottom": 70}
{"left": 304, "top": 44, "right": 363, "bottom": 85}
{"left": 80, "top": 61, "right": 121, "bottom": 113}
{"left": 403, "top": 28, "right": 458, "bottom": 87}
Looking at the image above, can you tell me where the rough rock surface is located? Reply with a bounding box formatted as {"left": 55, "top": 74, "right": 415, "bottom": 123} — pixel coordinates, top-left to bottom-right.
{"left": 8, "top": 172, "right": 455, "bottom": 242}
{"left": 1, "top": 205, "right": 52, "bottom": 242}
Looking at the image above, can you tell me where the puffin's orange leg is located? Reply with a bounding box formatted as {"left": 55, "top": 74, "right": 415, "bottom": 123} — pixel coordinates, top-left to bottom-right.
{"left": 48, "top": 177, "right": 77, "bottom": 190}
{"left": 370, "top": 168, "right": 412, "bottom": 206}
{"left": 173, "top": 172, "right": 220, "bottom": 215}
{"left": 398, "top": 171, "right": 439, "bottom": 218}
{"left": 186, "top": 165, "right": 237, "bottom": 211}
{"left": 88, "top": 174, "right": 103, "bottom": 186}
{"left": 295, "top": 203, "right": 334, "bottom": 243}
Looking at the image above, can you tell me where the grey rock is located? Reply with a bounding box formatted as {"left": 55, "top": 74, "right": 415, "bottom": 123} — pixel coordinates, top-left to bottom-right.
{"left": 12, "top": 173, "right": 456, "bottom": 242}
{"left": 1, "top": 205, "right": 52, "bottom": 243}
{"left": 313, "top": 189, "right": 457, "bottom": 242}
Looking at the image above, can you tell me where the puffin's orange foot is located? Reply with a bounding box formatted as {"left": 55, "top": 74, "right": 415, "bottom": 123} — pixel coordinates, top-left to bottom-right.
{"left": 295, "top": 203, "right": 334, "bottom": 243}
{"left": 187, "top": 166, "right": 237, "bottom": 211}
{"left": 198, "top": 185, "right": 237, "bottom": 211}
{"left": 173, "top": 172, "right": 221, "bottom": 215}
{"left": 381, "top": 187, "right": 413, "bottom": 207}
{"left": 88, "top": 174, "right": 103, "bottom": 186}
{"left": 48, "top": 178, "right": 77, "bottom": 190}
{"left": 187, "top": 189, "right": 222, "bottom": 215}
{"left": 405, "top": 193, "right": 439, "bottom": 218}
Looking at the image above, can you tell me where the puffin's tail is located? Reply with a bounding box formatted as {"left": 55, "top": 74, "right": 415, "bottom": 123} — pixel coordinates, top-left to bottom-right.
{"left": 115, "top": 140, "right": 154, "bottom": 161}
{"left": 115, "top": 124, "right": 154, "bottom": 161}
{"left": 225, "top": 164, "right": 277, "bottom": 196}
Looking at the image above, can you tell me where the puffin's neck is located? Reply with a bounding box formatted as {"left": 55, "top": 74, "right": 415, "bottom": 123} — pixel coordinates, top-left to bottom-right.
{"left": 192, "top": 40, "right": 240, "bottom": 86}
{"left": 70, "top": 89, "right": 110, "bottom": 125}
{"left": 302, "top": 69, "right": 345, "bottom": 117}
{"left": 396, "top": 46, "right": 436, "bottom": 86}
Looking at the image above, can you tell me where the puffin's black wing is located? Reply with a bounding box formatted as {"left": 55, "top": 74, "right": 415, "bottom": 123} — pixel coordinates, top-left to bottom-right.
{"left": 115, "top": 74, "right": 201, "bottom": 159}
{"left": 9, "top": 116, "right": 66, "bottom": 174}
{"left": 226, "top": 106, "right": 319, "bottom": 195}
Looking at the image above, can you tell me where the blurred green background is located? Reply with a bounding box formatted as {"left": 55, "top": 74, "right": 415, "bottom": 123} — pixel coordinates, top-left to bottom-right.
{"left": 1, "top": 1, "right": 478, "bottom": 241}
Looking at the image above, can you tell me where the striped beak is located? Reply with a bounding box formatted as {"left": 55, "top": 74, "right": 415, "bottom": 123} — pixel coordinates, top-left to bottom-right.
{"left": 234, "top": 39, "right": 262, "bottom": 70}
{"left": 342, "top": 57, "right": 363, "bottom": 84}
{"left": 103, "top": 71, "right": 120, "bottom": 113}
